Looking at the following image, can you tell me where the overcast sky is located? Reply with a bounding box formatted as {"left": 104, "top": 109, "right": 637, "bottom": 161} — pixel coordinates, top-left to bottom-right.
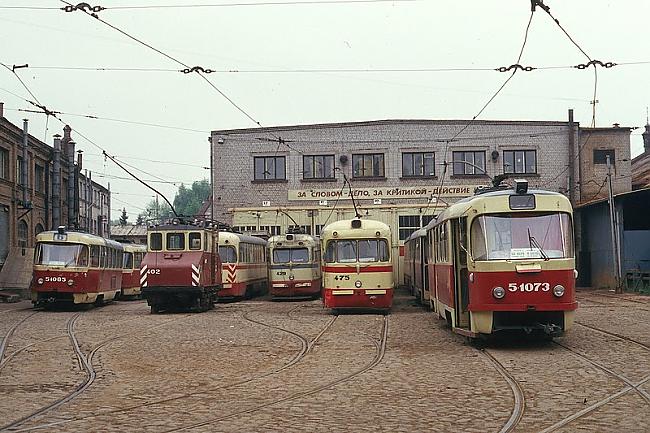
{"left": 1, "top": 0, "right": 648, "bottom": 220}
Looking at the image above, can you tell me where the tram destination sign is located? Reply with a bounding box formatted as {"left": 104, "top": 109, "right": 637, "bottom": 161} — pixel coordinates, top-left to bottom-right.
{"left": 288, "top": 185, "right": 481, "bottom": 201}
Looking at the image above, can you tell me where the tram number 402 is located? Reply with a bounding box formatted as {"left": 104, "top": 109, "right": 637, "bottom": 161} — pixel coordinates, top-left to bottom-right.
{"left": 334, "top": 275, "right": 350, "bottom": 281}
{"left": 508, "top": 282, "right": 550, "bottom": 292}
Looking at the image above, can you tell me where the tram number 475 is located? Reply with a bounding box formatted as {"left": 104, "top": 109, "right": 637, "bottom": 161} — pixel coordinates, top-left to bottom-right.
{"left": 334, "top": 275, "right": 350, "bottom": 281}
{"left": 508, "top": 282, "right": 550, "bottom": 292}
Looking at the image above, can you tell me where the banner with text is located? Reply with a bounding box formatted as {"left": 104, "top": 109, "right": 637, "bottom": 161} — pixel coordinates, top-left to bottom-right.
{"left": 288, "top": 185, "right": 482, "bottom": 201}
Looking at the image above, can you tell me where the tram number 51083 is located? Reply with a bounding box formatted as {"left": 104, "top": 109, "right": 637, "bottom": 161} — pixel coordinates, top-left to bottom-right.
{"left": 508, "top": 282, "right": 550, "bottom": 292}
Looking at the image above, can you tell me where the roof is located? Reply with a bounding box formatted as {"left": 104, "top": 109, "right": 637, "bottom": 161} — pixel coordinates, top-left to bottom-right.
{"left": 110, "top": 225, "right": 148, "bottom": 237}
{"left": 36, "top": 230, "right": 123, "bottom": 249}
{"left": 575, "top": 186, "right": 650, "bottom": 209}
{"left": 219, "top": 231, "right": 268, "bottom": 245}
{"left": 212, "top": 118, "right": 571, "bottom": 135}
{"left": 321, "top": 218, "right": 391, "bottom": 238}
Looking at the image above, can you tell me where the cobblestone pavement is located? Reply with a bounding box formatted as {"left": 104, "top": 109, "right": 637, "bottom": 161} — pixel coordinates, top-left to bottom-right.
{"left": 0, "top": 289, "right": 648, "bottom": 432}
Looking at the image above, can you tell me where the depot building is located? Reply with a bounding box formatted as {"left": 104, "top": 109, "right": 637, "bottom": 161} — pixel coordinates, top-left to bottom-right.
{"left": 208, "top": 113, "right": 632, "bottom": 284}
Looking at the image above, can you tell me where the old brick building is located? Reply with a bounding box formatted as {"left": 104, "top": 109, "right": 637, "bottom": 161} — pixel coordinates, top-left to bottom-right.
{"left": 0, "top": 103, "right": 110, "bottom": 292}
{"left": 209, "top": 110, "right": 631, "bottom": 284}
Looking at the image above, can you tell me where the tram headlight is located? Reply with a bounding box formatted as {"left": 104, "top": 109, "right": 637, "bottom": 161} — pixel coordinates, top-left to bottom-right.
{"left": 355, "top": 280, "right": 362, "bottom": 288}
{"left": 492, "top": 286, "right": 506, "bottom": 299}
{"left": 67, "top": 279, "right": 74, "bottom": 286}
{"left": 37, "top": 278, "right": 44, "bottom": 285}
{"left": 553, "top": 285, "right": 565, "bottom": 297}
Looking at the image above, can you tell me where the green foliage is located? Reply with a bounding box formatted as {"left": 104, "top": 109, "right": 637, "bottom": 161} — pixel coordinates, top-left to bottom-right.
{"left": 173, "top": 179, "right": 211, "bottom": 217}
{"left": 138, "top": 198, "right": 172, "bottom": 222}
{"left": 135, "top": 214, "right": 145, "bottom": 225}
{"left": 119, "top": 208, "right": 128, "bottom": 226}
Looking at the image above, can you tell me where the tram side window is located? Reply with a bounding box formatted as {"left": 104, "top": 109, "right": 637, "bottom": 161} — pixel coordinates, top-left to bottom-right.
{"left": 167, "top": 233, "right": 185, "bottom": 250}
{"left": 124, "top": 252, "right": 133, "bottom": 270}
{"left": 189, "top": 232, "right": 201, "bottom": 250}
{"left": 100, "top": 247, "right": 107, "bottom": 268}
{"left": 90, "top": 245, "right": 100, "bottom": 267}
{"left": 150, "top": 233, "right": 162, "bottom": 251}
{"left": 108, "top": 248, "right": 114, "bottom": 268}
{"left": 78, "top": 247, "right": 89, "bottom": 267}
{"left": 324, "top": 241, "right": 336, "bottom": 263}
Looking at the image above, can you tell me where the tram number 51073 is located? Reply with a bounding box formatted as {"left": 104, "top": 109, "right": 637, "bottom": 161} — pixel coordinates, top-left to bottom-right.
{"left": 508, "top": 282, "right": 551, "bottom": 292}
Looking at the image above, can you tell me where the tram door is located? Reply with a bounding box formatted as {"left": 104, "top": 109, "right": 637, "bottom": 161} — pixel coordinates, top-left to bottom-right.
{"left": 452, "top": 218, "right": 470, "bottom": 329}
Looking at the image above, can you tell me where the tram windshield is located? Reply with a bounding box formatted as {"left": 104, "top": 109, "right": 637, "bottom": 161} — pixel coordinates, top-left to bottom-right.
{"left": 273, "top": 248, "right": 309, "bottom": 264}
{"left": 324, "top": 239, "right": 389, "bottom": 263}
{"left": 35, "top": 243, "right": 89, "bottom": 267}
{"left": 218, "top": 246, "right": 237, "bottom": 263}
{"left": 470, "top": 212, "right": 573, "bottom": 261}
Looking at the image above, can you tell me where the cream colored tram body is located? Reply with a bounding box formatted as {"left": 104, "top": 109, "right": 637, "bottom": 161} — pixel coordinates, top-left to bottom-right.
{"left": 267, "top": 233, "right": 322, "bottom": 298}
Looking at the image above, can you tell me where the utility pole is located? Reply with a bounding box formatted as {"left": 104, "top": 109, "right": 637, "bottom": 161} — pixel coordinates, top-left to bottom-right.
{"left": 606, "top": 155, "right": 622, "bottom": 293}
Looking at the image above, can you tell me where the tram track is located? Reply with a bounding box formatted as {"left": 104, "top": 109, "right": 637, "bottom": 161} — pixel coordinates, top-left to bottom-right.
{"left": 164, "top": 314, "right": 389, "bottom": 432}
{"left": 1, "top": 313, "right": 190, "bottom": 432}
{"left": 536, "top": 324, "right": 650, "bottom": 433}
{"left": 16, "top": 306, "right": 340, "bottom": 432}
{"left": 0, "top": 312, "right": 37, "bottom": 367}
{"left": 477, "top": 348, "right": 525, "bottom": 433}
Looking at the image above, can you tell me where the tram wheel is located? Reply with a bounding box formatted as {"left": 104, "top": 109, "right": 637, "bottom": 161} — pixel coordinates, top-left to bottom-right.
{"left": 151, "top": 305, "right": 160, "bottom": 314}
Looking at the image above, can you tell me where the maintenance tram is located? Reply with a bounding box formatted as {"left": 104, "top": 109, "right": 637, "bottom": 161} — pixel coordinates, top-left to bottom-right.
{"left": 403, "top": 228, "right": 430, "bottom": 307}
{"left": 321, "top": 218, "right": 394, "bottom": 312}
{"left": 31, "top": 227, "right": 124, "bottom": 307}
{"left": 217, "top": 231, "right": 268, "bottom": 300}
{"left": 120, "top": 243, "right": 147, "bottom": 299}
{"left": 140, "top": 221, "right": 221, "bottom": 313}
{"left": 267, "top": 232, "right": 321, "bottom": 299}
{"left": 426, "top": 180, "right": 577, "bottom": 338}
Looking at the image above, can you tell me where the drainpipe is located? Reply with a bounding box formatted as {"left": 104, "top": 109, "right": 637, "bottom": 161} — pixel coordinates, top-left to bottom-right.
{"left": 21, "top": 119, "right": 29, "bottom": 208}
{"left": 52, "top": 134, "right": 61, "bottom": 228}
{"left": 567, "top": 109, "right": 575, "bottom": 204}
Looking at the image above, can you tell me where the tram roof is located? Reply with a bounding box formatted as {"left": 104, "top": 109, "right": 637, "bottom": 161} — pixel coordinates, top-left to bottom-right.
{"left": 431, "top": 188, "right": 572, "bottom": 224}
{"left": 404, "top": 227, "right": 427, "bottom": 243}
{"left": 321, "top": 218, "right": 391, "bottom": 238}
{"left": 121, "top": 243, "right": 147, "bottom": 253}
{"left": 267, "top": 233, "right": 318, "bottom": 246}
{"left": 36, "top": 230, "right": 124, "bottom": 249}
{"left": 219, "top": 231, "right": 268, "bottom": 245}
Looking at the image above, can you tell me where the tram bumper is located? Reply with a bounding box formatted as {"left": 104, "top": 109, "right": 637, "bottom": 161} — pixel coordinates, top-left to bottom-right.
{"left": 323, "top": 287, "right": 393, "bottom": 310}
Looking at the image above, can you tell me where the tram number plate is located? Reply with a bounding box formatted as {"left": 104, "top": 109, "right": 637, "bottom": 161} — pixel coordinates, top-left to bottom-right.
{"left": 508, "top": 282, "right": 550, "bottom": 292}
{"left": 334, "top": 275, "right": 350, "bottom": 281}
{"left": 44, "top": 276, "right": 67, "bottom": 282}
{"left": 276, "top": 271, "right": 287, "bottom": 276}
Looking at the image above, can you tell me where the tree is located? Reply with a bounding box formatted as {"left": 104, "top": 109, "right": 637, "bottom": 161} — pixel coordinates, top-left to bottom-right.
{"left": 173, "top": 179, "right": 211, "bottom": 217}
{"left": 136, "top": 214, "right": 145, "bottom": 225}
{"left": 138, "top": 198, "right": 172, "bottom": 223}
{"left": 119, "top": 208, "right": 128, "bottom": 226}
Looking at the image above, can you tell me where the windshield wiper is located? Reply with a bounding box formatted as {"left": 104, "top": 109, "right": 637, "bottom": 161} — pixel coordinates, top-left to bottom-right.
{"left": 528, "top": 228, "right": 549, "bottom": 261}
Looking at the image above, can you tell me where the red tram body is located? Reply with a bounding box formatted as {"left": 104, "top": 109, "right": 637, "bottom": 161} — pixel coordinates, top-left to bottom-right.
{"left": 120, "top": 243, "right": 147, "bottom": 299}
{"left": 31, "top": 227, "right": 124, "bottom": 307}
{"left": 140, "top": 222, "right": 221, "bottom": 313}
{"left": 425, "top": 181, "right": 577, "bottom": 338}
{"left": 321, "top": 218, "right": 394, "bottom": 312}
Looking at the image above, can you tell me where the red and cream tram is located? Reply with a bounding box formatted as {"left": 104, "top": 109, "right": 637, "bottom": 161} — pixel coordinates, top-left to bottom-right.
{"left": 120, "top": 243, "right": 147, "bottom": 299}
{"left": 321, "top": 218, "right": 394, "bottom": 312}
{"left": 267, "top": 232, "right": 321, "bottom": 299}
{"left": 426, "top": 180, "right": 577, "bottom": 338}
{"left": 403, "top": 228, "right": 430, "bottom": 307}
{"left": 140, "top": 221, "right": 221, "bottom": 313}
{"left": 217, "top": 231, "right": 268, "bottom": 300}
{"left": 31, "top": 227, "right": 124, "bottom": 307}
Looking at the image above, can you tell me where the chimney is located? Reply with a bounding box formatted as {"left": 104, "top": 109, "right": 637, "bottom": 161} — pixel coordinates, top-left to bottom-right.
{"left": 52, "top": 134, "right": 62, "bottom": 228}
{"left": 0, "top": 102, "right": 4, "bottom": 118}
{"left": 77, "top": 150, "right": 83, "bottom": 171}
{"left": 62, "top": 124, "right": 72, "bottom": 157}
{"left": 643, "top": 123, "right": 650, "bottom": 154}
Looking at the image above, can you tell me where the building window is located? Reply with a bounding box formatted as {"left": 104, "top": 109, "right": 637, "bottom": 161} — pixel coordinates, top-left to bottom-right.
{"left": 18, "top": 220, "right": 28, "bottom": 248}
{"left": 303, "top": 155, "right": 335, "bottom": 180}
{"left": 503, "top": 150, "right": 537, "bottom": 174}
{"left": 16, "top": 156, "right": 24, "bottom": 185}
{"left": 398, "top": 215, "right": 435, "bottom": 241}
{"left": 452, "top": 151, "right": 486, "bottom": 175}
{"left": 402, "top": 152, "right": 435, "bottom": 177}
{"left": 35, "top": 223, "right": 44, "bottom": 235}
{"left": 288, "top": 225, "right": 312, "bottom": 235}
{"left": 352, "top": 153, "right": 385, "bottom": 178}
{"left": 0, "top": 147, "right": 8, "bottom": 180}
{"left": 260, "top": 225, "right": 281, "bottom": 236}
{"left": 35, "top": 165, "right": 45, "bottom": 193}
{"left": 594, "top": 149, "right": 615, "bottom": 165}
{"left": 254, "top": 156, "right": 286, "bottom": 181}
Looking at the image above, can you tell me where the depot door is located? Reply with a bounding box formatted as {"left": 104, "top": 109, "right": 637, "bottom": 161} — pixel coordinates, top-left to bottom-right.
{"left": 0, "top": 206, "right": 8, "bottom": 266}
{"left": 452, "top": 217, "right": 470, "bottom": 329}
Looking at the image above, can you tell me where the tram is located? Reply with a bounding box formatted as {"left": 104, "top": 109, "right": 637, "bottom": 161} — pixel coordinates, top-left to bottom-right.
{"left": 267, "top": 232, "right": 321, "bottom": 299}
{"left": 218, "top": 231, "right": 268, "bottom": 300}
{"left": 321, "top": 218, "right": 394, "bottom": 312}
{"left": 31, "top": 227, "right": 123, "bottom": 307}
{"left": 140, "top": 221, "right": 221, "bottom": 313}
{"left": 120, "top": 243, "right": 147, "bottom": 299}
{"left": 426, "top": 180, "right": 577, "bottom": 338}
{"left": 403, "top": 228, "right": 429, "bottom": 307}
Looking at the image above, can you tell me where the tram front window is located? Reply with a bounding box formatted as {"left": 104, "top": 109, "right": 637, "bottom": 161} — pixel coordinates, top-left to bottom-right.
{"left": 471, "top": 212, "right": 573, "bottom": 261}
{"left": 218, "top": 246, "right": 237, "bottom": 263}
{"left": 36, "top": 243, "right": 89, "bottom": 267}
{"left": 325, "top": 239, "right": 390, "bottom": 263}
{"left": 273, "top": 248, "right": 309, "bottom": 264}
